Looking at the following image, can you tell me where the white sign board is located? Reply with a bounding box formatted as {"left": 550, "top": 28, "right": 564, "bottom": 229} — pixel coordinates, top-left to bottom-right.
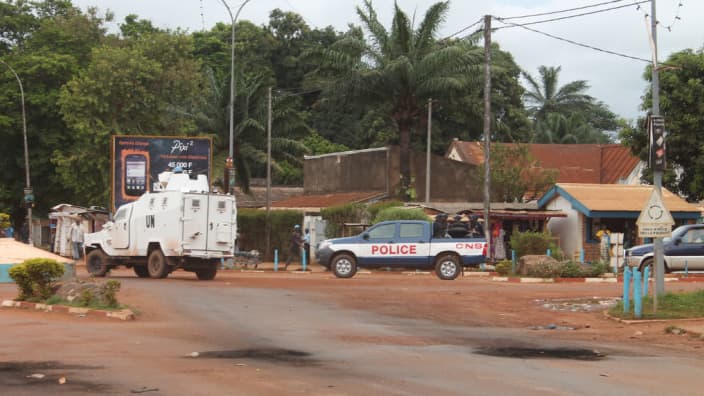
{"left": 636, "top": 188, "right": 674, "bottom": 238}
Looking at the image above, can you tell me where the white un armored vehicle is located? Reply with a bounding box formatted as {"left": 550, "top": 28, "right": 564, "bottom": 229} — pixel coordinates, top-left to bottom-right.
{"left": 83, "top": 171, "right": 237, "bottom": 280}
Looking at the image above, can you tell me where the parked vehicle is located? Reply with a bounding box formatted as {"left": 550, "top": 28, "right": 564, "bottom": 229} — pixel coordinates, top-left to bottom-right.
{"left": 625, "top": 224, "right": 704, "bottom": 273}
{"left": 83, "top": 172, "right": 237, "bottom": 280}
{"left": 315, "top": 220, "right": 487, "bottom": 280}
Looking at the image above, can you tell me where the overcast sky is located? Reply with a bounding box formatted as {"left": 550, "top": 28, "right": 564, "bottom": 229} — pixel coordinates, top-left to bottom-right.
{"left": 72, "top": 0, "right": 704, "bottom": 122}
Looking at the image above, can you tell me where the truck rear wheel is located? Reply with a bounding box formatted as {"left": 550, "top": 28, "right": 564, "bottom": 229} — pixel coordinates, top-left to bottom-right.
{"left": 86, "top": 249, "right": 109, "bottom": 277}
{"left": 435, "top": 254, "right": 461, "bottom": 280}
{"left": 148, "top": 249, "right": 170, "bottom": 279}
{"left": 195, "top": 264, "right": 218, "bottom": 280}
{"left": 332, "top": 253, "right": 357, "bottom": 279}
{"left": 133, "top": 266, "right": 150, "bottom": 278}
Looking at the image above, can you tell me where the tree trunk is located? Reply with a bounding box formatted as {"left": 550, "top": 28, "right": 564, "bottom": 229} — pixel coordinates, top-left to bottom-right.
{"left": 398, "top": 124, "right": 411, "bottom": 201}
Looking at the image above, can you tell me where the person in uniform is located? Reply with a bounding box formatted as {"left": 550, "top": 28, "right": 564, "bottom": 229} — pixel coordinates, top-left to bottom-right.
{"left": 433, "top": 213, "right": 449, "bottom": 238}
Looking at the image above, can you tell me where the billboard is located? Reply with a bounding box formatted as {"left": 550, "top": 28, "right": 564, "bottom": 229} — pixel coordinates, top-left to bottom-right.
{"left": 112, "top": 135, "right": 212, "bottom": 211}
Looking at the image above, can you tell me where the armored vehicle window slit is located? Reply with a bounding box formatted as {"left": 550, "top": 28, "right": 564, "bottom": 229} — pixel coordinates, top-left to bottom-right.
{"left": 218, "top": 201, "right": 226, "bottom": 210}
{"left": 192, "top": 199, "right": 200, "bottom": 208}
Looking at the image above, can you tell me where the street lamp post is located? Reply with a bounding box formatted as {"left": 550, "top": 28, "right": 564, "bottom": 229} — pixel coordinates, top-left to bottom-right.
{"left": 1, "top": 59, "right": 32, "bottom": 245}
{"left": 219, "top": 0, "right": 252, "bottom": 193}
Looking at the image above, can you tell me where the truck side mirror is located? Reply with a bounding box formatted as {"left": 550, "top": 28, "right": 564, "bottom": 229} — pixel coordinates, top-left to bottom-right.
{"left": 674, "top": 237, "right": 682, "bottom": 245}
{"left": 362, "top": 233, "right": 369, "bottom": 240}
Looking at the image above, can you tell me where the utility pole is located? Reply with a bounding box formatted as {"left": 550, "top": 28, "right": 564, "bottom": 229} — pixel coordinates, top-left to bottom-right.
{"left": 266, "top": 87, "right": 272, "bottom": 257}
{"left": 1, "top": 59, "right": 32, "bottom": 246}
{"left": 425, "top": 98, "right": 432, "bottom": 204}
{"left": 650, "top": 0, "right": 665, "bottom": 307}
{"left": 219, "top": 0, "right": 253, "bottom": 194}
{"left": 482, "top": 15, "right": 492, "bottom": 261}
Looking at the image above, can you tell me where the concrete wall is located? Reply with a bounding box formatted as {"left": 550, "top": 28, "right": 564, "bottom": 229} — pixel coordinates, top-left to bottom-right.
{"left": 304, "top": 146, "right": 482, "bottom": 202}
{"left": 304, "top": 149, "right": 389, "bottom": 194}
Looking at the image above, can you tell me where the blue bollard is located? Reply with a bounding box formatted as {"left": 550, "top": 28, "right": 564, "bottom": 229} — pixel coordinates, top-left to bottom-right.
{"left": 580, "top": 249, "right": 585, "bottom": 263}
{"left": 546, "top": 248, "right": 551, "bottom": 257}
{"left": 643, "top": 265, "right": 650, "bottom": 297}
{"left": 623, "top": 266, "right": 631, "bottom": 313}
{"left": 274, "top": 249, "right": 279, "bottom": 272}
{"left": 302, "top": 250, "right": 307, "bottom": 272}
{"left": 511, "top": 250, "right": 516, "bottom": 274}
{"left": 685, "top": 260, "right": 688, "bottom": 277}
{"left": 633, "top": 268, "right": 642, "bottom": 318}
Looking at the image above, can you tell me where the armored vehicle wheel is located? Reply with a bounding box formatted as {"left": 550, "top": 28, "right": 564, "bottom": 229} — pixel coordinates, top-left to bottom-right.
{"left": 133, "top": 266, "right": 150, "bottom": 278}
{"left": 86, "top": 249, "right": 109, "bottom": 277}
{"left": 435, "top": 254, "right": 461, "bottom": 280}
{"left": 332, "top": 253, "right": 357, "bottom": 279}
{"left": 195, "top": 263, "right": 218, "bottom": 280}
{"left": 148, "top": 249, "right": 170, "bottom": 279}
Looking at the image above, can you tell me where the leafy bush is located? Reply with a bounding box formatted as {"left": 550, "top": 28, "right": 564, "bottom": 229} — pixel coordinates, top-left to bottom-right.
{"left": 559, "top": 261, "right": 584, "bottom": 278}
{"left": 78, "top": 289, "right": 94, "bottom": 307}
{"left": 586, "top": 261, "right": 609, "bottom": 277}
{"left": 102, "top": 280, "right": 121, "bottom": 308}
{"left": 495, "top": 260, "right": 513, "bottom": 276}
{"left": 510, "top": 231, "right": 563, "bottom": 259}
{"left": 367, "top": 200, "right": 403, "bottom": 221}
{"left": 9, "top": 259, "right": 65, "bottom": 301}
{"left": 0, "top": 212, "right": 10, "bottom": 231}
{"left": 321, "top": 203, "right": 364, "bottom": 238}
{"left": 373, "top": 207, "right": 429, "bottom": 224}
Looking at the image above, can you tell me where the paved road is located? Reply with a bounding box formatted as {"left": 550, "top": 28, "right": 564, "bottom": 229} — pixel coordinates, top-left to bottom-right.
{"left": 1, "top": 274, "right": 704, "bottom": 395}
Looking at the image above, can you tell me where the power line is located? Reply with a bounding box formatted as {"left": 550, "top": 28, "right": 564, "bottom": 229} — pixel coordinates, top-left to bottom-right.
{"left": 443, "top": 17, "right": 483, "bottom": 40}
{"left": 494, "top": 0, "right": 650, "bottom": 29}
{"left": 500, "top": 0, "right": 634, "bottom": 20}
{"left": 664, "top": 1, "right": 684, "bottom": 31}
{"left": 493, "top": 17, "right": 654, "bottom": 64}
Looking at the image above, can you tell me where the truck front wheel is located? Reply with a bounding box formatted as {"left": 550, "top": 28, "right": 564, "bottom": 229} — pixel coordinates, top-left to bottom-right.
{"left": 435, "top": 254, "right": 461, "bottom": 280}
{"left": 86, "top": 250, "right": 109, "bottom": 277}
{"left": 148, "top": 249, "right": 170, "bottom": 279}
{"left": 332, "top": 253, "right": 357, "bottom": 279}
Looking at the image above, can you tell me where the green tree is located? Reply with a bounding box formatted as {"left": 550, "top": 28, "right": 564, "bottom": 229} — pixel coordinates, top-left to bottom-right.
{"left": 311, "top": 1, "right": 482, "bottom": 200}
{"left": 56, "top": 30, "right": 204, "bottom": 205}
{"left": 626, "top": 48, "right": 704, "bottom": 200}
{"left": 0, "top": 2, "right": 109, "bottom": 220}
{"left": 483, "top": 144, "right": 557, "bottom": 202}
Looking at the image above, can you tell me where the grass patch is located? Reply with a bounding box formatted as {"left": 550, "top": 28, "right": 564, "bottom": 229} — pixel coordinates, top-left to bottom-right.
{"left": 44, "top": 295, "right": 129, "bottom": 312}
{"left": 609, "top": 289, "right": 704, "bottom": 320}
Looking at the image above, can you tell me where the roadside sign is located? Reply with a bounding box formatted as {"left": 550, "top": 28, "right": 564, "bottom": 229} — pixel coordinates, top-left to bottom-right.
{"left": 636, "top": 188, "right": 674, "bottom": 238}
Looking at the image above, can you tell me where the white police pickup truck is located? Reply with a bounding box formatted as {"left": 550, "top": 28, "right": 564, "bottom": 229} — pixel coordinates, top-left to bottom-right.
{"left": 315, "top": 220, "right": 487, "bottom": 280}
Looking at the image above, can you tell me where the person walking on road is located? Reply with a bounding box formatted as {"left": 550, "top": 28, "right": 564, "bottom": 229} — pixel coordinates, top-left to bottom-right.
{"left": 69, "top": 219, "right": 85, "bottom": 260}
{"left": 284, "top": 224, "right": 303, "bottom": 270}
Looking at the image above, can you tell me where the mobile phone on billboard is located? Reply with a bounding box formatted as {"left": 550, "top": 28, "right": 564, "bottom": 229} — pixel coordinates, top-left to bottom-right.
{"left": 124, "top": 153, "right": 148, "bottom": 197}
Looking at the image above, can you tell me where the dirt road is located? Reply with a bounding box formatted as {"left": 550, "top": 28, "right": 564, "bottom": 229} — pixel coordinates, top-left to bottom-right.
{"left": 1, "top": 268, "right": 704, "bottom": 395}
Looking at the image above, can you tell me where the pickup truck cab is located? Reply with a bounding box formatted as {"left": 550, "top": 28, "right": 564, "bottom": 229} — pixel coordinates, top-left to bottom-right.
{"left": 315, "top": 220, "right": 487, "bottom": 280}
{"left": 625, "top": 224, "right": 704, "bottom": 273}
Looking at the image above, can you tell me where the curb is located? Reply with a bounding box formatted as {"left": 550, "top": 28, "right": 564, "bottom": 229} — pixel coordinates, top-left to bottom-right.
{"left": 490, "top": 276, "right": 703, "bottom": 283}
{"left": 1, "top": 299, "right": 135, "bottom": 321}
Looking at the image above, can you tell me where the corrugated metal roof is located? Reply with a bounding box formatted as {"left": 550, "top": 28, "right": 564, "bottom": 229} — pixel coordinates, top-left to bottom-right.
{"left": 446, "top": 141, "right": 640, "bottom": 184}
{"left": 552, "top": 183, "right": 699, "bottom": 212}
{"left": 271, "top": 191, "right": 387, "bottom": 209}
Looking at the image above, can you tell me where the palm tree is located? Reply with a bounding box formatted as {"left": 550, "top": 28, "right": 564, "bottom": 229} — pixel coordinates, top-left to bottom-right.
{"left": 312, "top": 0, "right": 482, "bottom": 199}
{"left": 191, "top": 67, "right": 308, "bottom": 192}
{"left": 522, "top": 66, "right": 594, "bottom": 121}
